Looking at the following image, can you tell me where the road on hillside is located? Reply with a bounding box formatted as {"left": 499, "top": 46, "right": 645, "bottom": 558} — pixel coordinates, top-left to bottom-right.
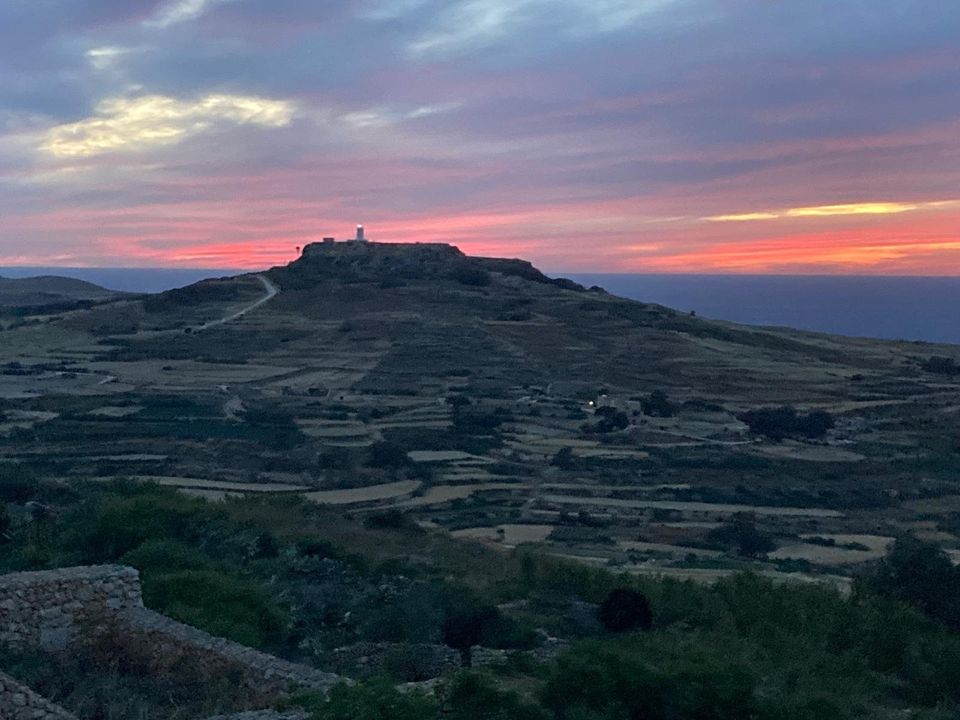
{"left": 196, "top": 274, "right": 278, "bottom": 331}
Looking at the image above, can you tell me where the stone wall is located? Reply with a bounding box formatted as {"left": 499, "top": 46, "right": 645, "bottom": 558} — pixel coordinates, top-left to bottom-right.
{"left": 0, "top": 670, "right": 78, "bottom": 720}
{"left": 0, "top": 565, "right": 342, "bottom": 718}
{"left": 0, "top": 565, "right": 142, "bottom": 652}
{"left": 118, "top": 607, "right": 341, "bottom": 695}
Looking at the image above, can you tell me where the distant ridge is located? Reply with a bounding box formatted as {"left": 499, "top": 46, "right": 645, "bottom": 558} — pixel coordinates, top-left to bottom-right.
{"left": 0, "top": 274, "right": 124, "bottom": 311}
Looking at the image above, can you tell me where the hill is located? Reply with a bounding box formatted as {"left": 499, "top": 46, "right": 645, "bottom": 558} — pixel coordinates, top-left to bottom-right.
{"left": 3, "top": 241, "right": 960, "bottom": 718}
{"left": 0, "top": 274, "right": 123, "bottom": 312}
{"left": 1, "top": 241, "right": 959, "bottom": 586}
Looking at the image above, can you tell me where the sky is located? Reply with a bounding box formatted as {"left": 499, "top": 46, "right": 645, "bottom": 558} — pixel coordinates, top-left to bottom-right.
{"left": 1, "top": 0, "right": 959, "bottom": 273}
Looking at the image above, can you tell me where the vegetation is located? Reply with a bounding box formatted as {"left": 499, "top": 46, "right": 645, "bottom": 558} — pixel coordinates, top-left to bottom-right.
{"left": 739, "top": 406, "right": 835, "bottom": 441}
{"left": 598, "top": 588, "right": 653, "bottom": 633}
{"left": 1, "top": 479, "right": 960, "bottom": 718}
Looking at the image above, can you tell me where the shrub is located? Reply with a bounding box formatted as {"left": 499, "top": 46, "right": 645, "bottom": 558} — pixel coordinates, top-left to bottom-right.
{"left": 142, "top": 568, "right": 288, "bottom": 648}
{"left": 707, "top": 516, "right": 775, "bottom": 557}
{"left": 869, "top": 537, "right": 960, "bottom": 631}
{"left": 297, "top": 678, "right": 439, "bottom": 720}
{"left": 450, "top": 266, "right": 492, "bottom": 287}
{"left": 0, "top": 463, "right": 38, "bottom": 503}
{"left": 598, "top": 588, "right": 653, "bottom": 633}
{"left": 739, "top": 406, "right": 834, "bottom": 441}
{"left": 447, "top": 672, "right": 549, "bottom": 720}
{"left": 921, "top": 356, "right": 960, "bottom": 375}
{"left": 442, "top": 605, "right": 501, "bottom": 667}
{"left": 642, "top": 390, "right": 676, "bottom": 418}
{"left": 366, "top": 441, "right": 410, "bottom": 469}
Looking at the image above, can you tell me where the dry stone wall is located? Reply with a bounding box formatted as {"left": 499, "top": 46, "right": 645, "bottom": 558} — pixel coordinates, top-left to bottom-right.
{"left": 0, "top": 670, "right": 78, "bottom": 720}
{"left": 118, "top": 607, "right": 341, "bottom": 695}
{"left": 0, "top": 565, "right": 142, "bottom": 652}
{"left": 0, "top": 565, "right": 342, "bottom": 718}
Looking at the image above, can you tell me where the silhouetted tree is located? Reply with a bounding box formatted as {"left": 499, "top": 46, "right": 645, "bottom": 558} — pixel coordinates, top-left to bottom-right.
{"left": 442, "top": 606, "right": 499, "bottom": 667}
{"left": 641, "top": 390, "right": 676, "bottom": 418}
{"left": 708, "top": 515, "right": 776, "bottom": 557}
{"left": 598, "top": 588, "right": 653, "bottom": 633}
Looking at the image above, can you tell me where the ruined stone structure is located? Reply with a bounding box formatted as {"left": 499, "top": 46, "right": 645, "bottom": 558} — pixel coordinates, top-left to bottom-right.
{"left": 0, "top": 565, "right": 341, "bottom": 719}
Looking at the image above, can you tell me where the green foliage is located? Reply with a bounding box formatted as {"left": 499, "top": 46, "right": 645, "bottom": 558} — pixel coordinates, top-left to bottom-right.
{"left": 297, "top": 678, "right": 440, "bottom": 720}
{"left": 921, "top": 356, "right": 960, "bottom": 376}
{"left": 598, "top": 588, "right": 653, "bottom": 633}
{"left": 869, "top": 537, "right": 960, "bottom": 631}
{"left": 450, "top": 265, "right": 492, "bottom": 287}
{"left": 366, "top": 441, "right": 410, "bottom": 469}
{"left": 739, "top": 406, "right": 835, "bottom": 441}
{"left": 543, "top": 640, "right": 759, "bottom": 720}
{"left": 642, "top": 390, "right": 676, "bottom": 418}
{"left": 588, "top": 407, "right": 629, "bottom": 434}
{"left": 141, "top": 568, "right": 288, "bottom": 648}
{"left": 706, "top": 516, "right": 776, "bottom": 557}
{"left": 62, "top": 488, "right": 227, "bottom": 562}
{"left": 447, "top": 672, "right": 550, "bottom": 720}
{"left": 0, "top": 463, "right": 38, "bottom": 503}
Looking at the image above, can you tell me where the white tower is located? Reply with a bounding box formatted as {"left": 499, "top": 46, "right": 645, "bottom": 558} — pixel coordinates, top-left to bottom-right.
{"left": 356, "top": 224, "right": 365, "bottom": 242}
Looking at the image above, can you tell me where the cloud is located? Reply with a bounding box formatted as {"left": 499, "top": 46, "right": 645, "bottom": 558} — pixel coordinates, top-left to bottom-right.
{"left": 706, "top": 201, "right": 960, "bottom": 223}
{"left": 39, "top": 94, "right": 296, "bottom": 158}
{"left": 144, "top": 0, "right": 235, "bottom": 29}
{"left": 404, "top": 0, "right": 682, "bottom": 56}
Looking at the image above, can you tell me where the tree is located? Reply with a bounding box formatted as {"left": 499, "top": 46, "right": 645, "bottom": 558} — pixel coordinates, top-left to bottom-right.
{"left": 367, "top": 441, "right": 410, "bottom": 469}
{"left": 870, "top": 537, "right": 960, "bottom": 630}
{"left": 593, "top": 406, "right": 629, "bottom": 433}
{"left": 551, "top": 447, "right": 576, "bottom": 470}
{"left": 796, "top": 409, "right": 835, "bottom": 438}
{"left": 442, "top": 606, "right": 500, "bottom": 667}
{"left": 598, "top": 587, "right": 653, "bottom": 633}
{"left": 739, "top": 406, "right": 798, "bottom": 441}
{"left": 707, "top": 516, "right": 776, "bottom": 557}
{"left": 642, "top": 390, "right": 675, "bottom": 418}
{"left": 921, "top": 356, "right": 960, "bottom": 376}
{"left": 739, "top": 406, "right": 834, "bottom": 441}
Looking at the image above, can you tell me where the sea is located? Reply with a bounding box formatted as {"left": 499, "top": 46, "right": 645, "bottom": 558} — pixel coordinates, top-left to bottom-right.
{"left": 2, "top": 266, "right": 958, "bottom": 346}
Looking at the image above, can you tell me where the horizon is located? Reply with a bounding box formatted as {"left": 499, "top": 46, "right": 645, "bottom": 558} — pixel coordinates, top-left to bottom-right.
{"left": 1, "top": 3, "right": 958, "bottom": 274}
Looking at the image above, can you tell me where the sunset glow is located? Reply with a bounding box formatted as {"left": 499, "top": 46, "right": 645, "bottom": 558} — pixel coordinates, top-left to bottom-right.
{"left": 1, "top": 2, "right": 958, "bottom": 273}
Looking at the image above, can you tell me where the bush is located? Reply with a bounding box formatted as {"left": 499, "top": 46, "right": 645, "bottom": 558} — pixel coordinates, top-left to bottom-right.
{"left": 447, "top": 672, "right": 549, "bottom": 720}
{"left": 297, "top": 678, "right": 439, "bottom": 720}
{"left": 0, "top": 463, "right": 38, "bottom": 503}
{"left": 366, "top": 441, "right": 410, "bottom": 469}
{"left": 589, "top": 407, "right": 629, "bottom": 434}
{"left": 450, "top": 266, "right": 492, "bottom": 287}
{"left": 64, "top": 491, "right": 227, "bottom": 562}
{"left": 598, "top": 588, "right": 653, "bottom": 633}
{"left": 542, "top": 641, "right": 760, "bottom": 720}
{"left": 739, "top": 406, "right": 834, "bottom": 441}
{"left": 869, "top": 537, "right": 960, "bottom": 631}
{"left": 707, "top": 516, "right": 775, "bottom": 557}
{"left": 921, "top": 356, "right": 960, "bottom": 375}
{"left": 642, "top": 390, "right": 676, "bottom": 418}
{"left": 442, "top": 605, "right": 501, "bottom": 667}
{"left": 142, "top": 568, "right": 288, "bottom": 648}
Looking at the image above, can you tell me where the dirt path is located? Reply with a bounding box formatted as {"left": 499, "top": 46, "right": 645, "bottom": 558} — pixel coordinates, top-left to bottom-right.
{"left": 196, "top": 274, "right": 278, "bottom": 331}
